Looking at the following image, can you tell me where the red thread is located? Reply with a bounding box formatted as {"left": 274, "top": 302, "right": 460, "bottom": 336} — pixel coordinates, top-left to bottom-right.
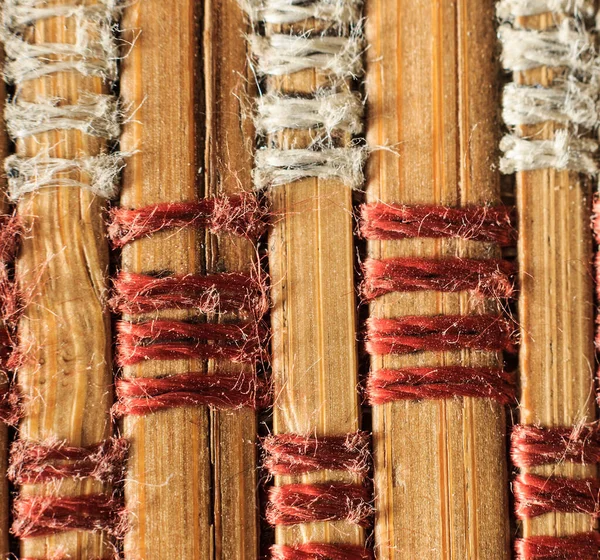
{"left": 271, "top": 543, "right": 374, "bottom": 560}
{"left": 366, "top": 367, "right": 515, "bottom": 405}
{"left": 366, "top": 315, "right": 516, "bottom": 355}
{"left": 361, "top": 257, "right": 515, "bottom": 300}
{"left": 360, "top": 203, "right": 515, "bottom": 245}
{"left": 515, "top": 532, "right": 600, "bottom": 560}
{"left": 0, "top": 382, "right": 21, "bottom": 426}
{"left": 9, "top": 437, "right": 129, "bottom": 484}
{"left": 514, "top": 474, "right": 600, "bottom": 519}
{"left": 115, "top": 319, "right": 266, "bottom": 366}
{"left": 12, "top": 494, "right": 127, "bottom": 538}
{"left": 263, "top": 432, "right": 370, "bottom": 476}
{"left": 511, "top": 424, "right": 600, "bottom": 468}
{"left": 108, "top": 193, "right": 267, "bottom": 248}
{"left": 113, "top": 371, "right": 269, "bottom": 415}
{"left": 111, "top": 271, "right": 268, "bottom": 316}
{"left": 266, "top": 483, "right": 372, "bottom": 527}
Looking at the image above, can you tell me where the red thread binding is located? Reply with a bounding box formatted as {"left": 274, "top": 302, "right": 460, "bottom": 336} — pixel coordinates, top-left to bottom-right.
{"left": 0, "top": 213, "right": 21, "bottom": 326}
{"left": 366, "top": 367, "right": 515, "bottom": 405}
{"left": 0, "top": 378, "right": 20, "bottom": 426}
{"left": 360, "top": 203, "right": 515, "bottom": 245}
{"left": 514, "top": 474, "right": 600, "bottom": 519}
{"left": 361, "top": 257, "right": 515, "bottom": 300}
{"left": 115, "top": 319, "right": 266, "bottom": 366}
{"left": 366, "top": 315, "right": 516, "bottom": 355}
{"left": 108, "top": 193, "right": 267, "bottom": 248}
{"left": 12, "top": 494, "right": 127, "bottom": 538}
{"left": 113, "top": 372, "right": 269, "bottom": 415}
{"left": 511, "top": 424, "right": 600, "bottom": 468}
{"left": 111, "top": 271, "right": 268, "bottom": 316}
{"left": 9, "top": 437, "right": 129, "bottom": 484}
{"left": 263, "top": 432, "right": 370, "bottom": 476}
{"left": 271, "top": 543, "right": 374, "bottom": 560}
{"left": 515, "top": 532, "right": 600, "bottom": 560}
{"left": 266, "top": 483, "right": 372, "bottom": 527}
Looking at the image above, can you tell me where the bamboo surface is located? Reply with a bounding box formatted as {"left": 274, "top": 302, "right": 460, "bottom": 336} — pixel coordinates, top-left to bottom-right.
{"left": 515, "top": 12, "right": 597, "bottom": 540}
{"left": 365, "top": 1, "right": 510, "bottom": 558}
{"left": 15, "top": 1, "right": 114, "bottom": 557}
{"left": 266, "top": 21, "right": 364, "bottom": 551}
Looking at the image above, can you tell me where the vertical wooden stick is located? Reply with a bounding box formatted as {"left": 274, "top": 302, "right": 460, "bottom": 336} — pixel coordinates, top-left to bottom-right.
{"left": 365, "top": 1, "right": 510, "bottom": 558}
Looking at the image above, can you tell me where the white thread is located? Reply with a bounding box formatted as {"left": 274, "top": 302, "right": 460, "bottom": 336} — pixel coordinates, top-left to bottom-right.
{"left": 5, "top": 153, "right": 126, "bottom": 201}
{"left": 499, "top": 130, "right": 598, "bottom": 174}
{"left": 502, "top": 81, "right": 599, "bottom": 126}
{"left": 498, "top": 19, "right": 599, "bottom": 74}
{"left": 255, "top": 91, "right": 363, "bottom": 135}
{"left": 241, "top": 0, "right": 361, "bottom": 25}
{"left": 253, "top": 147, "right": 366, "bottom": 189}
{"left": 249, "top": 33, "right": 363, "bottom": 78}
{"left": 5, "top": 94, "right": 120, "bottom": 139}
{"left": 496, "top": 0, "right": 595, "bottom": 19}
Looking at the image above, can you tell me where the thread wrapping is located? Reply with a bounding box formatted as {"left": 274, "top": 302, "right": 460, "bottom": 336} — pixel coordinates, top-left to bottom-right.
{"left": 271, "top": 544, "right": 374, "bottom": 560}
{"left": 496, "top": 0, "right": 595, "bottom": 18}
{"left": 514, "top": 532, "right": 600, "bottom": 560}
{"left": 241, "top": 0, "right": 361, "bottom": 25}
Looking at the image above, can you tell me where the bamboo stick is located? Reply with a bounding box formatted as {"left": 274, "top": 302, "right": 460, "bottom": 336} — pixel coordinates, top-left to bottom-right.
{"left": 364, "top": 1, "right": 510, "bottom": 558}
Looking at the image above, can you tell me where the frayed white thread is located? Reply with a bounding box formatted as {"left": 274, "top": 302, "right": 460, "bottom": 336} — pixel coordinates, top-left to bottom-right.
{"left": 249, "top": 33, "right": 363, "bottom": 78}
{"left": 5, "top": 94, "right": 120, "bottom": 139}
{"left": 3, "top": 1, "right": 118, "bottom": 84}
{"left": 255, "top": 91, "right": 363, "bottom": 134}
{"left": 498, "top": 19, "right": 599, "bottom": 74}
{"left": 240, "top": 0, "right": 361, "bottom": 25}
{"left": 253, "top": 147, "right": 366, "bottom": 189}
{"left": 499, "top": 130, "right": 598, "bottom": 174}
{"left": 496, "top": 0, "right": 595, "bottom": 19}
{"left": 5, "top": 153, "right": 126, "bottom": 200}
{"left": 502, "top": 81, "right": 599, "bottom": 126}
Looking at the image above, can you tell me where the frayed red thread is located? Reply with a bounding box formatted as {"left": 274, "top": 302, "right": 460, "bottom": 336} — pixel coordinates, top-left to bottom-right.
{"left": 0, "top": 213, "right": 22, "bottom": 327}
{"left": 111, "top": 271, "right": 268, "bottom": 316}
{"left": 263, "top": 432, "right": 370, "bottom": 476}
{"left": 0, "top": 383, "right": 21, "bottom": 426}
{"left": 366, "top": 315, "right": 517, "bottom": 355}
{"left": 367, "top": 367, "right": 515, "bottom": 405}
{"left": 511, "top": 424, "right": 600, "bottom": 468}
{"left": 9, "top": 437, "right": 129, "bottom": 484}
{"left": 361, "top": 257, "right": 515, "bottom": 301}
{"left": 515, "top": 532, "right": 600, "bottom": 560}
{"left": 115, "top": 319, "right": 267, "bottom": 366}
{"left": 108, "top": 193, "right": 267, "bottom": 248}
{"left": 12, "top": 494, "right": 128, "bottom": 538}
{"left": 514, "top": 474, "right": 600, "bottom": 519}
{"left": 113, "top": 371, "right": 269, "bottom": 415}
{"left": 271, "top": 543, "right": 374, "bottom": 560}
{"left": 266, "top": 483, "right": 373, "bottom": 527}
{"left": 359, "top": 203, "right": 516, "bottom": 245}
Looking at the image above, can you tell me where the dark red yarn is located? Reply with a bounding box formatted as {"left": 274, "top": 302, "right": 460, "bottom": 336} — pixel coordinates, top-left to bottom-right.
{"left": 515, "top": 532, "right": 600, "bottom": 560}
{"left": 111, "top": 270, "right": 268, "bottom": 316}
{"left": 113, "top": 371, "right": 269, "bottom": 415}
{"left": 263, "top": 432, "right": 370, "bottom": 476}
{"left": 0, "top": 213, "right": 21, "bottom": 326}
{"left": 361, "top": 257, "right": 515, "bottom": 301}
{"left": 0, "top": 382, "right": 20, "bottom": 426}
{"left": 115, "top": 319, "right": 266, "bottom": 366}
{"left": 366, "top": 367, "right": 515, "bottom": 405}
{"left": 12, "top": 494, "right": 127, "bottom": 538}
{"left": 514, "top": 473, "right": 600, "bottom": 519}
{"left": 366, "top": 315, "right": 516, "bottom": 355}
{"left": 271, "top": 543, "right": 374, "bottom": 560}
{"left": 267, "top": 483, "right": 373, "bottom": 527}
{"left": 9, "top": 437, "right": 129, "bottom": 484}
{"left": 359, "top": 203, "right": 515, "bottom": 246}
{"left": 511, "top": 424, "right": 600, "bottom": 468}
{"left": 108, "top": 193, "right": 267, "bottom": 248}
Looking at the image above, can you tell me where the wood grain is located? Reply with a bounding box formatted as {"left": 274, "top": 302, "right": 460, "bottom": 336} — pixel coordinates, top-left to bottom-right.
{"left": 14, "top": 1, "right": 115, "bottom": 557}
{"left": 364, "top": 1, "right": 510, "bottom": 558}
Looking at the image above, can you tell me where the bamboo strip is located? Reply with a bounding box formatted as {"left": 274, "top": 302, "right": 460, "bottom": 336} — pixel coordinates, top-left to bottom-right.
{"left": 364, "top": 1, "right": 510, "bottom": 558}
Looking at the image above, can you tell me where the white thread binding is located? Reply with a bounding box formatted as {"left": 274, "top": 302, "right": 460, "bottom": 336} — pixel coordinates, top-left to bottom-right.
{"left": 5, "top": 94, "right": 120, "bottom": 139}
{"left": 255, "top": 91, "right": 363, "bottom": 134}
{"left": 253, "top": 147, "right": 366, "bottom": 189}
{"left": 496, "top": 0, "right": 595, "bottom": 19}
{"left": 5, "top": 153, "right": 125, "bottom": 201}
{"left": 241, "top": 0, "right": 361, "bottom": 25}
{"left": 499, "top": 130, "right": 598, "bottom": 174}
